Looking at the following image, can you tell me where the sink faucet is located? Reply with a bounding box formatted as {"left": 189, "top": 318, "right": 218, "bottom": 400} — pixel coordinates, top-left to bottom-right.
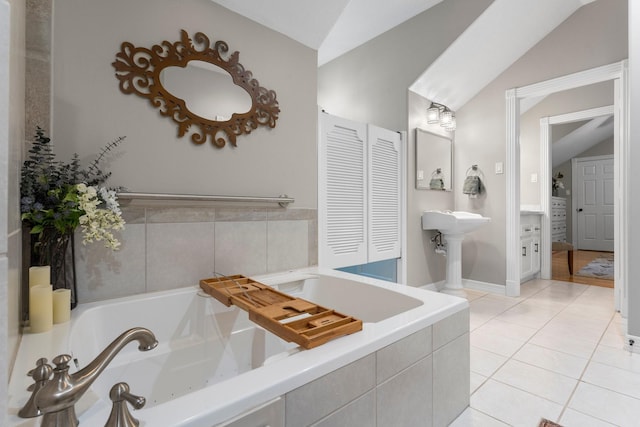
{"left": 34, "top": 327, "right": 158, "bottom": 427}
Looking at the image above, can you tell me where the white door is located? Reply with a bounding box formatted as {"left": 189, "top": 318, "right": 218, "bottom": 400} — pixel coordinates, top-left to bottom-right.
{"left": 367, "top": 124, "right": 401, "bottom": 262}
{"left": 576, "top": 155, "right": 614, "bottom": 251}
{"left": 319, "top": 114, "right": 368, "bottom": 268}
{"left": 318, "top": 113, "right": 402, "bottom": 269}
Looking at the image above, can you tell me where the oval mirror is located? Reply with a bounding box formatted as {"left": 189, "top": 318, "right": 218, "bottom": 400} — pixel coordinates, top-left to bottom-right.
{"left": 113, "top": 30, "right": 280, "bottom": 148}
{"left": 160, "top": 60, "right": 253, "bottom": 121}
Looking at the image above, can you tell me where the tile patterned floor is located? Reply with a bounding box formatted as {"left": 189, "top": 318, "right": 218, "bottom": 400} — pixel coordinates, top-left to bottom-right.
{"left": 450, "top": 279, "right": 638, "bottom": 427}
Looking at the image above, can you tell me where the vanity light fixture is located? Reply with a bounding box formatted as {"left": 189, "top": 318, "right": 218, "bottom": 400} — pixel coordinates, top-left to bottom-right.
{"left": 427, "top": 102, "right": 456, "bottom": 131}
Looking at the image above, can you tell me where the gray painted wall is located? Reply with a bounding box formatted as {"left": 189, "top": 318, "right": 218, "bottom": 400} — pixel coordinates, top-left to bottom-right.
{"left": 319, "top": 0, "right": 626, "bottom": 288}
{"left": 520, "top": 81, "right": 614, "bottom": 206}
{"left": 5, "top": 0, "right": 318, "bottom": 388}
{"left": 319, "top": 0, "right": 493, "bottom": 286}
{"left": 51, "top": 0, "right": 318, "bottom": 208}
{"left": 455, "top": 0, "right": 627, "bottom": 287}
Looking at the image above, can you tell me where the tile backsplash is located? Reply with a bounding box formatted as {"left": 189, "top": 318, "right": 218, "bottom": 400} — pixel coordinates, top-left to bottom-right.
{"left": 74, "top": 204, "right": 317, "bottom": 304}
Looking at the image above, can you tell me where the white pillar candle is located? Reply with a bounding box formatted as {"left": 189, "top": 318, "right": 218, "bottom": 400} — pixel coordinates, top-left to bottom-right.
{"left": 52, "top": 288, "right": 71, "bottom": 324}
{"left": 29, "top": 285, "right": 53, "bottom": 333}
{"left": 29, "top": 266, "right": 51, "bottom": 288}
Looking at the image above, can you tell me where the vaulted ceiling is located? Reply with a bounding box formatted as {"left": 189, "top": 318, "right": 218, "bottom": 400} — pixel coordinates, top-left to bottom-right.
{"left": 209, "top": 0, "right": 443, "bottom": 66}
{"left": 210, "top": 0, "right": 597, "bottom": 111}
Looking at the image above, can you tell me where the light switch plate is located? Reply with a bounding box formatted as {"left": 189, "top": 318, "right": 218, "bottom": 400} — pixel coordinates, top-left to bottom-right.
{"left": 531, "top": 173, "right": 538, "bottom": 183}
{"left": 495, "top": 162, "right": 503, "bottom": 174}
{"left": 417, "top": 170, "right": 424, "bottom": 180}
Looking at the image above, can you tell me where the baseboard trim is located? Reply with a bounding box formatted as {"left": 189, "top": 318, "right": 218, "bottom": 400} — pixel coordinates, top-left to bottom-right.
{"left": 418, "top": 279, "right": 506, "bottom": 296}
{"left": 418, "top": 280, "right": 445, "bottom": 292}
{"left": 462, "top": 279, "right": 507, "bottom": 295}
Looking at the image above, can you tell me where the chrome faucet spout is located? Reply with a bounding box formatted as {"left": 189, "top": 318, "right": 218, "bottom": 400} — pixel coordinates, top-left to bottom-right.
{"left": 34, "top": 327, "right": 158, "bottom": 427}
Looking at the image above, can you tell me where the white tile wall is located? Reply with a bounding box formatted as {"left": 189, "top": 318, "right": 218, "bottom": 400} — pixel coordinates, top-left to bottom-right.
{"left": 376, "top": 327, "right": 432, "bottom": 383}
{"left": 376, "top": 356, "right": 434, "bottom": 426}
{"left": 74, "top": 205, "right": 317, "bottom": 304}
{"left": 147, "top": 222, "right": 215, "bottom": 291}
{"left": 215, "top": 221, "right": 268, "bottom": 276}
{"left": 285, "top": 354, "right": 376, "bottom": 427}
{"left": 75, "top": 223, "right": 146, "bottom": 302}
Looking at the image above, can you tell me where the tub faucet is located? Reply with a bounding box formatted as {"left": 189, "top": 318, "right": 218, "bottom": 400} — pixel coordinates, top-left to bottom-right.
{"left": 34, "top": 327, "right": 158, "bottom": 427}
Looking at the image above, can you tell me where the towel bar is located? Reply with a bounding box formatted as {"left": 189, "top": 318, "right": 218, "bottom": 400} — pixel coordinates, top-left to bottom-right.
{"left": 117, "top": 192, "right": 294, "bottom": 207}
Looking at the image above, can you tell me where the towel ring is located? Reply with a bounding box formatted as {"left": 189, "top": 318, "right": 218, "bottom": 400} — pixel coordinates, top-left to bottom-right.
{"left": 465, "top": 165, "right": 484, "bottom": 179}
{"left": 466, "top": 165, "right": 479, "bottom": 176}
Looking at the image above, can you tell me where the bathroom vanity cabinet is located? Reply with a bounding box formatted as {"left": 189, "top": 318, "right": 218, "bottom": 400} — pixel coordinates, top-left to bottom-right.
{"left": 520, "top": 214, "right": 541, "bottom": 282}
{"left": 551, "top": 196, "right": 567, "bottom": 242}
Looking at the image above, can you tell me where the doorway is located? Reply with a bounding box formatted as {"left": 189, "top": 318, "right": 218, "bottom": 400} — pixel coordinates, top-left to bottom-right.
{"left": 540, "top": 106, "right": 615, "bottom": 282}
{"left": 505, "top": 60, "right": 628, "bottom": 316}
{"left": 552, "top": 250, "right": 614, "bottom": 288}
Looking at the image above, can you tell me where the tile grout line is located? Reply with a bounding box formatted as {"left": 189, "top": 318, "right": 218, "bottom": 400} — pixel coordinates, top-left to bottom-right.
{"left": 469, "top": 279, "right": 620, "bottom": 425}
{"left": 555, "top": 309, "right": 621, "bottom": 425}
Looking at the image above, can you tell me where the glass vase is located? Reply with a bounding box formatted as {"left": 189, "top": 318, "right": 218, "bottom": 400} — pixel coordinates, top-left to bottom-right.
{"left": 31, "top": 227, "right": 78, "bottom": 309}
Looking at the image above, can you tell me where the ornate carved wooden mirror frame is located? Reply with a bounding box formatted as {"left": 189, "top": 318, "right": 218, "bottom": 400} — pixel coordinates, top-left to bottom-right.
{"left": 112, "top": 30, "right": 280, "bottom": 148}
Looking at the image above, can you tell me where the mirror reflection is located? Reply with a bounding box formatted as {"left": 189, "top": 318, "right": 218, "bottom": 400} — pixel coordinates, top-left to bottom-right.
{"left": 160, "top": 60, "right": 253, "bottom": 121}
{"left": 416, "top": 128, "right": 452, "bottom": 191}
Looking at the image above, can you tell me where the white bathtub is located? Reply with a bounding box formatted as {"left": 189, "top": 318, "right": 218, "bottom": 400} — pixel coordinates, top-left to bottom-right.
{"left": 8, "top": 267, "right": 467, "bottom": 426}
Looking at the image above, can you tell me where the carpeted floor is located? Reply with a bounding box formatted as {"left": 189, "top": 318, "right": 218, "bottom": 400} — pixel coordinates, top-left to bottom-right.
{"left": 575, "top": 257, "right": 614, "bottom": 279}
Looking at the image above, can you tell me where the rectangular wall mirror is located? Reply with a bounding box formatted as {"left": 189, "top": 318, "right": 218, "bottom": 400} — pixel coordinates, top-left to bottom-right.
{"left": 416, "top": 128, "right": 452, "bottom": 191}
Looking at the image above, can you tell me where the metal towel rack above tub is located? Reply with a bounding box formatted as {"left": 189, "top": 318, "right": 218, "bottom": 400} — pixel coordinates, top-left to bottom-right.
{"left": 117, "top": 192, "right": 294, "bottom": 208}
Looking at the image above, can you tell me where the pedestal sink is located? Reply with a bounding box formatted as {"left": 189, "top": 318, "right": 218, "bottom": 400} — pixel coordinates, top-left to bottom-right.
{"left": 422, "top": 211, "right": 491, "bottom": 297}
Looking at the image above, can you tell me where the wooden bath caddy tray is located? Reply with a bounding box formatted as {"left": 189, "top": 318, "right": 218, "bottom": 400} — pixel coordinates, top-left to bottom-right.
{"left": 199, "top": 275, "right": 362, "bottom": 349}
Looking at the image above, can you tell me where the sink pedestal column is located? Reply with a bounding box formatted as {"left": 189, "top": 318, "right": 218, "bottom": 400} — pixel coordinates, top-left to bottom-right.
{"left": 442, "top": 234, "right": 467, "bottom": 297}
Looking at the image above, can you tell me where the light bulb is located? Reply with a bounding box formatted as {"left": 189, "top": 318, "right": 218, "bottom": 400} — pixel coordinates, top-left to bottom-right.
{"left": 427, "top": 104, "right": 440, "bottom": 124}
{"left": 440, "top": 109, "right": 453, "bottom": 126}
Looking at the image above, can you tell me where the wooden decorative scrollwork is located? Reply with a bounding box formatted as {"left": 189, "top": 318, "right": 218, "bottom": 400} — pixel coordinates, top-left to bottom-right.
{"left": 112, "top": 30, "right": 280, "bottom": 148}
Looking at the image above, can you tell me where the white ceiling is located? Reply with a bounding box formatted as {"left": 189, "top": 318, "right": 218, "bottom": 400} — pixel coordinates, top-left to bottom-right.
{"left": 552, "top": 114, "right": 614, "bottom": 167}
{"left": 209, "top": 0, "right": 443, "bottom": 66}
{"left": 409, "top": 0, "right": 597, "bottom": 110}
{"left": 210, "top": 0, "right": 597, "bottom": 110}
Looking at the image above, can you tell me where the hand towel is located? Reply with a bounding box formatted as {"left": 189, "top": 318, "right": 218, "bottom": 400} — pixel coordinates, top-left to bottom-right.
{"left": 463, "top": 175, "right": 481, "bottom": 195}
{"left": 429, "top": 178, "right": 444, "bottom": 190}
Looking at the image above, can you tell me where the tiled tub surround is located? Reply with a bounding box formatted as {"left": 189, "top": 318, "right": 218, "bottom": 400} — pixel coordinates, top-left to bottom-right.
{"left": 74, "top": 203, "right": 318, "bottom": 303}
{"left": 8, "top": 268, "right": 469, "bottom": 426}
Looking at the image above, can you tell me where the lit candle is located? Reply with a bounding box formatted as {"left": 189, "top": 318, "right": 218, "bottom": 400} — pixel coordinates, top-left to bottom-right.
{"left": 29, "top": 285, "right": 53, "bottom": 333}
{"left": 29, "top": 266, "right": 51, "bottom": 288}
{"left": 52, "top": 289, "right": 71, "bottom": 324}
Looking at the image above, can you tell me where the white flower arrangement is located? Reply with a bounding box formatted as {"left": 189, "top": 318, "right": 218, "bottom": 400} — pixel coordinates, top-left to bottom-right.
{"left": 77, "top": 183, "right": 125, "bottom": 250}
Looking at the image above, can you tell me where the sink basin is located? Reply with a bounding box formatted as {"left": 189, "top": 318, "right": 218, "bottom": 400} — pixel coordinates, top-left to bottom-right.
{"left": 421, "top": 210, "right": 491, "bottom": 235}
{"left": 421, "top": 211, "right": 491, "bottom": 297}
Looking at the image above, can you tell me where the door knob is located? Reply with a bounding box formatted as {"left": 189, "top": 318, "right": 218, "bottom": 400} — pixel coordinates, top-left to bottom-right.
{"left": 577, "top": 208, "right": 583, "bottom": 212}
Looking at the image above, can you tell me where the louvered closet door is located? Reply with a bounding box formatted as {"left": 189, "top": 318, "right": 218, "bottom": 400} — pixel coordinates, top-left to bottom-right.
{"left": 319, "top": 114, "right": 368, "bottom": 268}
{"left": 368, "top": 124, "right": 401, "bottom": 262}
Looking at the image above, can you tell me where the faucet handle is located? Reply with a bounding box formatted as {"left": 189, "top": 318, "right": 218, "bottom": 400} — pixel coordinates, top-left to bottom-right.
{"left": 26, "top": 357, "right": 49, "bottom": 391}
{"left": 52, "top": 354, "right": 73, "bottom": 371}
{"left": 105, "top": 382, "right": 146, "bottom": 427}
{"left": 18, "top": 359, "right": 53, "bottom": 418}
{"left": 27, "top": 357, "right": 48, "bottom": 377}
